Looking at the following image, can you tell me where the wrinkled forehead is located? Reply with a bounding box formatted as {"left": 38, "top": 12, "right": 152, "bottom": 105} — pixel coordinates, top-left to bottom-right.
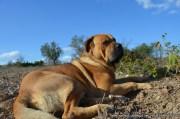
{"left": 93, "top": 34, "right": 116, "bottom": 43}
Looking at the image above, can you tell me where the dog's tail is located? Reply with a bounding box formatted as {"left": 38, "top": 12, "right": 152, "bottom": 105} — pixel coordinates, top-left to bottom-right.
{"left": 13, "top": 96, "right": 57, "bottom": 119}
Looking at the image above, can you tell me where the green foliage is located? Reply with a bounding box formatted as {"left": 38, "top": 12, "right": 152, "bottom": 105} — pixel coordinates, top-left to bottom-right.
{"left": 14, "top": 56, "right": 25, "bottom": 66}
{"left": 7, "top": 60, "right": 44, "bottom": 67}
{"left": 40, "top": 41, "right": 63, "bottom": 65}
{"left": 161, "top": 33, "right": 180, "bottom": 74}
{"left": 151, "top": 41, "right": 163, "bottom": 59}
{"left": 167, "top": 53, "right": 179, "bottom": 73}
{"left": 69, "top": 35, "right": 84, "bottom": 58}
{"left": 116, "top": 33, "right": 180, "bottom": 78}
{"left": 117, "top": 53, "right": 158, "bottom": 78}
{"left": 20, "top": 60, "right": 44, "bottom": 67}
{"left": 132, "top": 43, "right": 154, "bottom": 58}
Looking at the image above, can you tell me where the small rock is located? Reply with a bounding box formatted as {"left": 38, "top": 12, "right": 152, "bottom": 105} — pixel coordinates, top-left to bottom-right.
{"left": 137, "top": 92, "right": 146, "bottom": 101}
{"left": 161, "top": 88, "right": 169, "bottom": 95}
{"left": 156, "top": 96, "right": 160, "bottom": 100}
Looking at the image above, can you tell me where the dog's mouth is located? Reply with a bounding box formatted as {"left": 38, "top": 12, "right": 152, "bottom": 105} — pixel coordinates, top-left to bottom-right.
{"left": 108, "top": 43, "right": 123, "bottom": 64}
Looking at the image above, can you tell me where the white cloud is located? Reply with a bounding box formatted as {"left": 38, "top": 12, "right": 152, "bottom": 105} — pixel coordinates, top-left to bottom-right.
{"left": 61, "top": 55, "right": 72, "bottom": 62}
{"left": 62, "top": 47, "right": 74, "bottom": 52}
{"left": 136, "top": 0, "right": 180, "bottom": 13}
{"left": 61, "top": 47, "right": 74, "bottom": 63}
{"left": 0, "top": 51, "right": 21, "bottom": 65}
{"left": 136, "top": 0, "right": 153, "bottom": 9}
{"left": 136, "top": 0, "right": 167, "bottom": 9}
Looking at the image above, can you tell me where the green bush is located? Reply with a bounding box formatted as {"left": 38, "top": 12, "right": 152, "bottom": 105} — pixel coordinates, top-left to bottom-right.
{"left": 117, "top": 53, "right": 158, "bottom": 78}
{"left": 161, "top": 33, "right": 180, "bottom": 75}
{"left": 7, "top": 60, "right": 44, "bottom": 67}
{"left": 116, "top": 33, "right": 179, "bottom": 78}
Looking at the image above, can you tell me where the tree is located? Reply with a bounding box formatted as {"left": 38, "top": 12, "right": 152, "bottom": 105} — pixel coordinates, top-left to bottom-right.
{"left": 40, "top": 41, "right": 63, "bottom": 65}
{"left": 151, "top": 42, "right": 163, "bottom": 59}
{"left": 69, "top": 35, "right": 84, "bottom": 58}
{"left": 14, "top": 56, "right": 25, "bottom": 66}
{"left": 132, "top": 43, "right": 154, "bottom": 58}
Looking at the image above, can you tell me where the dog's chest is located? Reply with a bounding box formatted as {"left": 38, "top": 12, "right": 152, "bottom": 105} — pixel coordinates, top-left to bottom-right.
{"left": 94, "top": 72, "right": 114, "bottom": 91}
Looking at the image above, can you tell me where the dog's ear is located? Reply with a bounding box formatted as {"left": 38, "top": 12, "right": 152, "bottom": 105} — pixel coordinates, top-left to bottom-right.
{"left": 85, "top": 36, "right": 94, "bottom": 52}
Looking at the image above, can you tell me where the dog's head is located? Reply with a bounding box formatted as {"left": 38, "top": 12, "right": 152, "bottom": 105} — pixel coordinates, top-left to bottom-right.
{"left": 85, "top": 34, "right": 123, "bottom": 64}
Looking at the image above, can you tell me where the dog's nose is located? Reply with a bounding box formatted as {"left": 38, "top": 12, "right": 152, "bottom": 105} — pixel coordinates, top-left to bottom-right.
{"left": 116, "top": 43, "right": 122, "bottom": 49}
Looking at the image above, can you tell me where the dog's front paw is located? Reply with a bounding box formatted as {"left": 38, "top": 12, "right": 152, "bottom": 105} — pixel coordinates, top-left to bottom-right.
{"left": 137, "top": 83, "right": 152, "bottom": 90}
{"left": 108, "top": 94, "right": 129, "bottom": 102}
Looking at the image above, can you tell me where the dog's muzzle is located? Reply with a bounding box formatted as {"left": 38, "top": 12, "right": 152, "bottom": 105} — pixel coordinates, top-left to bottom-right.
{"left": 109, "top": 43, "right": 123, "bottom": 63}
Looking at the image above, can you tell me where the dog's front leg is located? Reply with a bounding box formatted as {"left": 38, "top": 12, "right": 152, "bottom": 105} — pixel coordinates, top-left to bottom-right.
{"left": 114, "top": 76, "right": 150, "bottom": 84}
{"left": 62, "top": 92, "right": 112, "bottom": 119}
{"left": 110, "top": 82, "right": 152, "bottom": 95}
{"left": 80, "top": 97, "right": 114, "bottom": 106}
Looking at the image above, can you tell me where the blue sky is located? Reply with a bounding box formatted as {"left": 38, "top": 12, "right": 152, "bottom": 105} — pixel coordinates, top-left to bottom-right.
{"left": 0, "top": 0, "right": 180, "bottom": 64}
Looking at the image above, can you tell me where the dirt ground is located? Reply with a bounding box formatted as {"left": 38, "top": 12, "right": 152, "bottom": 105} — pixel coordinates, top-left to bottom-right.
{"left": 0, "top": 66, "right": 180, "bottom": 119}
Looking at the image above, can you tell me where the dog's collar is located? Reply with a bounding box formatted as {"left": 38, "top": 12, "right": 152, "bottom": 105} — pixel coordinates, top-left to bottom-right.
{"left": 72, "top": 60, "right": 97, "bottom": 88}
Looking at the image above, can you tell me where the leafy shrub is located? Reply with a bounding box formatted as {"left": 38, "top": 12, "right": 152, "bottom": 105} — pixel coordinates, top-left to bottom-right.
{"left": 7, "top": 60, "right": 44, "bottom": 67}
{"left": 116, "top": 33, "right": 180, "bottom": 78}
{"left": 117, "top": 53, "right": 158, "bottom": 78}
{"left": 160, "top": 33, "right": 180, "bottom": 75}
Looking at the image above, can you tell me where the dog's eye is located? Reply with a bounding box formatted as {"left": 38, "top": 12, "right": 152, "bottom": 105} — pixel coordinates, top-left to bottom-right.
{"left": 103, "top": 41, "right": 110, "bottom": 45}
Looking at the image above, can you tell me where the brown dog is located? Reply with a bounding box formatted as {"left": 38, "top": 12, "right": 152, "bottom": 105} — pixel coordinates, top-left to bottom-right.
{"left": 13, "top": 34, "right": 152, "bottom": 119}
